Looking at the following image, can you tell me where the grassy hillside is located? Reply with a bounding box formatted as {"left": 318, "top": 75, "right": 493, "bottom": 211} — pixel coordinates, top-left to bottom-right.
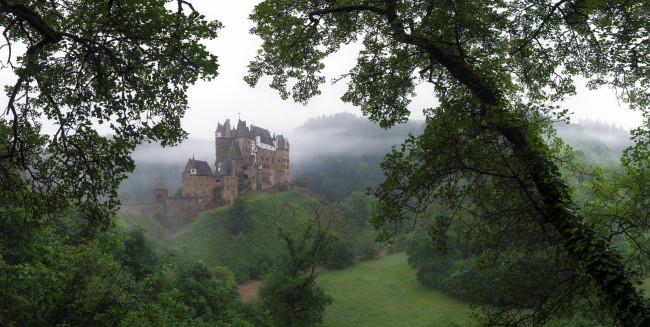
{"left": 318, "top": 252, "right": 475, "bottom": 327}
{"left": 149, "top": 190, "right": 322, "bottom": 281}
{"left": 119, "top": 213, "right": 169, "bottom": 241}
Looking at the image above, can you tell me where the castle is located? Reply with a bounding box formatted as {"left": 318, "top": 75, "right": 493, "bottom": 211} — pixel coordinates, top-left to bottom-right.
{"left": 183, "top": 118, "right": 290, "bottom": 204}
{"left": 120, "top": 119, "right": 290, "bottom": 230}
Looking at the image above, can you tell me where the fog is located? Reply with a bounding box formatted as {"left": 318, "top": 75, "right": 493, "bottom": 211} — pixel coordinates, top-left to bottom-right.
{"left": 555, "top": 120, "right": 632, "bottom": 157}
{"left": 129, "top": 114, "right": 632, "bottom": 169}
{"left": 129, "top": 112, "right": 425, "bottom": 166}
{"left": 289, "top": 113, "right": 425, "bottom": 162}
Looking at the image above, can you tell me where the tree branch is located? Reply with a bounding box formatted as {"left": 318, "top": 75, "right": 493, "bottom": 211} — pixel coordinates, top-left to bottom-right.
{"left": 308, "top": 5, "right": 387, "bottom": 24}
{"left": 0, "top": 0, "right": 62, "bottom": 43}
{"left": 510, "top": 0, "right": 570, "bottom": 56}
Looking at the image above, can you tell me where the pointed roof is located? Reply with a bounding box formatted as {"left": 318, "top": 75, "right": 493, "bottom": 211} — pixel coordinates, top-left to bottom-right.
{"left": 226, "top": 140, "right": 243, "bottom": 160}
{"left": 188, "top": 158, "right": 214, "bottom": 176}
{"left": 234, "top": 119, "right": 251, "bottom": 139}
{"left": 223, "top": 119, "right": 232, "bottom": 138}
{"left": 276, "top": 135, "right": 288, "bottom": 150}
{"left": 218, "top": 154, "right": 233, "bottom": 176}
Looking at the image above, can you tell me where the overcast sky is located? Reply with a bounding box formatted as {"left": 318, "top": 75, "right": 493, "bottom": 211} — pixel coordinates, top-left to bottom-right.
{"left": 0, "top": 0, "right": 645, "bottom": 141}
{"left": 183, "top": 0, "right": 644, "bottom": 139}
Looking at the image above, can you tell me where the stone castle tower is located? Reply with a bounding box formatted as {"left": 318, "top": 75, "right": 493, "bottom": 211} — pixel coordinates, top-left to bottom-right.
{"left": 183, "top": 118, "right": 290, "bottom": 205}
{"left": 120, "top": 119, "right": 289, "bottom": 229}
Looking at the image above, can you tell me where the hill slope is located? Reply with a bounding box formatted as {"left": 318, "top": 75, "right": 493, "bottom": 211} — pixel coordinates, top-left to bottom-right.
{"left": 318, "top": 252, "right": 475, "bottom": 327}
{"left": 135, "top": 190, "right": 323, "bottom": 282}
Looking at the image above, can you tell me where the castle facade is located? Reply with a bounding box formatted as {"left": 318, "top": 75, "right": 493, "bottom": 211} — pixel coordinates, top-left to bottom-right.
{"left": 182, "top": 118, "right": 290, "bottom": 205}
{"left": 120, "top": 119, "right": 290, "bottom": 230}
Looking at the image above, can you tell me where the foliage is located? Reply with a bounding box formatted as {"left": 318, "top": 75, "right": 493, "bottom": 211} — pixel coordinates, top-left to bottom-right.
{"left": 293, "top": 176, "right": 308, "bottom": 187}
{"left": 341, "top": 191, "right": 373, "bottom": 229}
{"left": 246, "top": 0, "right": 650, "bottom": 324}
{"left": 225, "top": 197, "right": 254, "bottom": 235}
{"left": 293, "top": 155, "right": 385, "bottom": 201}
{"left": 174, "top": 261, "right": 242, "bottom": 322}
{"left": 0, "top": 207, "right": 259, "bottom": 326}
{"left": 258, "top": 206, "right": 342, "bottom": 327}
{"left": 113, "top": 225, "right": 160, "bottom": 281}
{"left": 323, "top": 236, "right": 355, "bottom": 269}
{"left": 162, "top": 191, "right": 322, "bottom": 282}
{"left": 0, "top": 0, "right": 219, "bottom": 229}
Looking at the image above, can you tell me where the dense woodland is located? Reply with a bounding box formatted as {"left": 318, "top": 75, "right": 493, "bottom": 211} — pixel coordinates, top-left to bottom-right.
{"left": 107, "top": 116, "right": 631, "bottom": 326}
{"left": 3, "top": 0, "right": 650, "bottom": 326}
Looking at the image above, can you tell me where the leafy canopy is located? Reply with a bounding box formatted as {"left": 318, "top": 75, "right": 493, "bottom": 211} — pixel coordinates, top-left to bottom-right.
{"left": 246, "top": 0, "right": 650, "bottom": 325}
{"left": 0, "top": 0, "right": 220, "bottom": 227}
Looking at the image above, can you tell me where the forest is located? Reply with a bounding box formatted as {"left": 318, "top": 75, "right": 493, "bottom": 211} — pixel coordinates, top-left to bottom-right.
{"left": 2, "top": 0, "right": 650, "bottom": 326}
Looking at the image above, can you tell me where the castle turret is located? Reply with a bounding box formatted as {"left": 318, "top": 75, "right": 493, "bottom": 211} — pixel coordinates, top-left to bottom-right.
{"left": 153, "top": 183, "right": 168, "bottom": 203}
{"left": 223, "top": 119, "right": 232, "bottom": 138}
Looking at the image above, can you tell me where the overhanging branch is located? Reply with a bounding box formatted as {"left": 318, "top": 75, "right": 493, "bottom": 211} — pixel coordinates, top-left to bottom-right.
{"left": 0, "top": 0, "right": 62, "bottom": 43}
{"left": 308, "top": 5, "right": 387, "bottom": 24}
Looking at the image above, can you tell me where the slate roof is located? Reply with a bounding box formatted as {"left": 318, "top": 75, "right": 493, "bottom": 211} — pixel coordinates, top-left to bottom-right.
{"left": 188, "top": 159, "right": 214, "bottom": 176}
{"left": 227, "top": 141, "right": 243, "bottom": 160}
{"left": 218, "top": 154, "right": 233, "bottom": 176}
{"left": 234, "top": 119, "right": 251, "bottom": 139}
{"left": 217, "top": 119, "right": 289, "bottom": 150}
{"left": 276, "top": 135, "right": 287, "bottom": 149}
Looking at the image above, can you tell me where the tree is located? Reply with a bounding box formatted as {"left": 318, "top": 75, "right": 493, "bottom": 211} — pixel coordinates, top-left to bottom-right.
{"left": 292, "top": 176, "right": 308, "bottom": 187}
{"left": 342, "top": 191, "right": 372, "bottom": 228}
{"left": 258, "top": 206, "right": 341, "bottom": 326}
{"left": 0, "top": 0, "right": 220, "bottom": 229}
{"left": 0, "top": 1, "right": 220, "bottom": 324}
{"left": 114, "top": 225, "right": 160, "bottom": 281}
{"left": 246, "top": 1, "right": 650, "bottom": 325}
{"left": 175, "top": 261, "right": 241, "bottom": 322}
{"left": 225, "top": 196, "right": 254, "bottom": 235}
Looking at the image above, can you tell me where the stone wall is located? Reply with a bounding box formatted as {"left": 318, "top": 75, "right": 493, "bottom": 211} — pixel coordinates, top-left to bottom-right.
{"left": 182, "top": 173, "right": 216, "bottom": 199}
{"left": 217, "top": 175, "right": 238, "bottom": 205}
{"left": 119, "top": 196, "right": 202, "bottom": 232}
{"left": 164, "top": 196, "right": 200, "bottom": 216}
{"left": 119, "top": 202, "right": 165, "bottom": 216}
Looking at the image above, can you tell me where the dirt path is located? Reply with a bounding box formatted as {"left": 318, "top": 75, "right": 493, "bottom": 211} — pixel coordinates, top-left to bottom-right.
{"left": 238, "top": 279, "right": 263, "bottom": 302}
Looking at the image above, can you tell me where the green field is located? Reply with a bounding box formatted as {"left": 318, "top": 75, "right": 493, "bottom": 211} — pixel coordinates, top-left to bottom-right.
{"left": 318, "top": 252, "right": 475, "bottom": 327}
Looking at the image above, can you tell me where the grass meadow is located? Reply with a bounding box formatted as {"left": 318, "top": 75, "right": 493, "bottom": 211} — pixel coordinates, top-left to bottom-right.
{"left": 121, "top": 190, "right": 638, "bottom": 326}
{"left": 318, "top": 252, "right": 476, "bottom": 327}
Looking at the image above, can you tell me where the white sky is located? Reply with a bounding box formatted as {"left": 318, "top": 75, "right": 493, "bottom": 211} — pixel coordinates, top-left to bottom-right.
{"left": 183, "top": 0, "right": 644, "bottom": 139}
{"left": 0, "top": 0, "right": 645, "bottom": 140}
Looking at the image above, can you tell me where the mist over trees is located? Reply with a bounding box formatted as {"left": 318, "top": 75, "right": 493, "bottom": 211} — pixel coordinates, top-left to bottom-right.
{"left": 290, "top": 112, "right": 425, "bottom": 162}
{"left": 246, "top": 0, "right": 650, "bottom": 325}
{"left": 4, "top": 0, "right": 650, "bottom": 326}
{"left": 117, "top": 114, "right": 632, "bottom": 203}
{"left": 555, "top": 120, "right": 632, "bottom": 160}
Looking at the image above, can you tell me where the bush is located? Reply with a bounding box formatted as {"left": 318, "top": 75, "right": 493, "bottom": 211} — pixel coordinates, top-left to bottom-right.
{"left": 354, "top": 229, "right": 380, "bottom": 260}
{"left": 225, "top": 197, "right": 254, "bottom": 235}
{"left": 324, "top": 238, "right": 355, "bottom": 269}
